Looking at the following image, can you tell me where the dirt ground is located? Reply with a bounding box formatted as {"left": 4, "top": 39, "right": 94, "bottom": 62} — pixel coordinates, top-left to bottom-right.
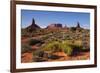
{"left": 21, "top": 37, "right": 90, "bottom": 63}
{"left": 21, "top": 51, "right": 90, "bottom": 63}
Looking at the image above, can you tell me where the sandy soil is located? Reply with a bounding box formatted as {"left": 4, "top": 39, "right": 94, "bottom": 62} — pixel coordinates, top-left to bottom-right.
{"left": 21, "top": 51, "right": 90, "bottom": 63}
{"left": 21, "top": 52, "right": 33, "bottom": 63}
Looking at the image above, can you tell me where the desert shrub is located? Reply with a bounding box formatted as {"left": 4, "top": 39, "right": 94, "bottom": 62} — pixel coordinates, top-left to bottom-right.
{"left": 42, "top": 41, "right": 62, "bottom": 52}
{"left": 41, "top": 41, "right": 73, "bottom": 56}
{"left": 21, "top": 34, "right": 29, "bottom": 37}
{"left": 69, "top": 42, "right": 83, "bottom": 55}
{"left": 63, "top": 45, "right": 72, "bottom": 56}
{"left": 21, "top": 29, "right": 31, "bottom": 37}
{"left": 21, "top": 44, "right": 32, "bottom": 53}
{"left": 29, "top": 39, "right": 43, "bottom": 45}
{"left": 42, "top": 35, "right": 50, "bottom": 40}
{"left": 70, "top": 40, "right": 82, "bottom": 49}
{"left": 70, "top": 27, "right": 76, "bottom": 31}
{"left": 71, "top": 44, "right": 83, "bottom": 50}
{"left": 32, "top": 50, "right": 50, "bottom": 62}
{"left": 61, "top": 41, "right": 73, "bottom": 56}
{"left": 33, "top": 50, "right": 44, "bottom": 57}
{"left": 81, "top": 47, "right": 90, "bottom": 52}
{"left": 51, "top": 42, "right": 62, "bottom": 52}
{"left": 75, "top": 40, "right": 82, "bottom": 46}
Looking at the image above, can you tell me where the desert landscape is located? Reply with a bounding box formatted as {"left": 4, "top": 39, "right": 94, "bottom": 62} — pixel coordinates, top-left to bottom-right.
{"left": 21, "top": 18, "right": 90, "bottom": 63}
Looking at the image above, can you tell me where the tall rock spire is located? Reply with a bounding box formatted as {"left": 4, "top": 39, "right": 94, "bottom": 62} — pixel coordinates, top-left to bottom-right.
{"left": 26, "top": 18, "right": 40, "bottom": 32}
{"left": 32, "top": 18, "right": 35, "bottom": 25}
{"left": 76, "top": 22, "right": 80, "bottom": 28}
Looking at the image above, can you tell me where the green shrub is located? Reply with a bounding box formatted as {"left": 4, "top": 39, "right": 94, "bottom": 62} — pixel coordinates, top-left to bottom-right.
{"left": 41, "top": 41, "right": 73, "bottom": 56}
{"left": 51, "top": 42, "right": 62, "bottom": 52}
{"left": 21, "top": 44, "right": 32, "bottom": 53}
{"left": 33, "top": 50, "right": 44, "bottom": 57}
{"left": 71, "top": 44, "right": 82, "bottom": 49}
{"left": 81, "top": 47, "right": 90, "bottom": 52}
{"left": 69, "top": 42, "right": 83, "bottom": 54}
{"left": 42, "top": 41, "right": 62, "bottom": 52}
{"left": 21, "top": 28, "right": 32, "bottom": 37}
{"left": 70, "top": 27, "right": 76, "bottom": 31}
{"left": 61, "top": 41, "right": 73, "bottom": 56}
{"left": 21, "top": 34, "right": 29, "bottom": 37}
{"left": 29, "top": 39, "right": 42, "bottom": 45}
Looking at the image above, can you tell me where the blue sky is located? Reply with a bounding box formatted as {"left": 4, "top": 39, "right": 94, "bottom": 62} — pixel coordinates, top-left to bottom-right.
{"left": 21, "top": 10, "right": 90, "bottom": 29}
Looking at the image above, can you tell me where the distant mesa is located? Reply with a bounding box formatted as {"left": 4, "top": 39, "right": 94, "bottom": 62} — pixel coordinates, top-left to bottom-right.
{"left": 46, "top": 22, "right": 81, "bottom": 30}
{"left": 46, "top": 23, "right": 63, "bottom": 29}
{"left": 26, "top": 18, "right": 40, "bottom": 32}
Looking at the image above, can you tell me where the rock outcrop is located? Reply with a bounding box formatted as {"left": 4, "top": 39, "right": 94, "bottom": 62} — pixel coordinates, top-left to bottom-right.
{"left": 26, "top": 18, "right": 40, "bottom": 32}
{"left": 47, "top": 23, "right": 62, "bottom": 29}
